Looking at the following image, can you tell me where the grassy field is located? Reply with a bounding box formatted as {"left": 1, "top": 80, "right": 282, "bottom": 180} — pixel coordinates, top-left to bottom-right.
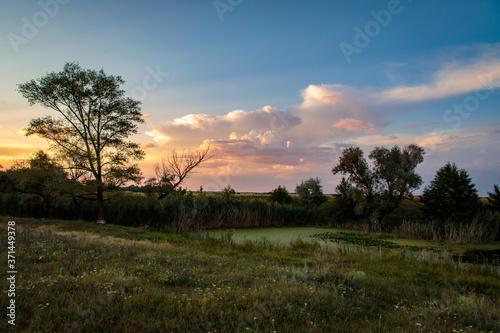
{"left": 1, "top": 216, "right": 499, "bottom": 332}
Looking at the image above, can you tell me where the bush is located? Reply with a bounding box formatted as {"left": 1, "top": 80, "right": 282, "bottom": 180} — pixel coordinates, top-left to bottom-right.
{"left": 296, "top": 177, "right": 327, "bottom": 206}
{"left": 269, "top": 186, "right": 292, "bottom": 204}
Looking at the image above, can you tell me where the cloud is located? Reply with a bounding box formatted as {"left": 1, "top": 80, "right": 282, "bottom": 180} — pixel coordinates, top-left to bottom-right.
{"left": 375, "top": 46, "right": 500, "bottom": 103}
{"left": 140, "top": 114, "right": 152, "bottom": 121}
{"left": 147, "top": 105, "right": 301, "bottom": 149}
{"left": 141, "top": 142, "right": 158, "bottom": 149}
{"left": 332, "top": 118, "right": 378, "bottom": 133}
{"left": 140, "top": 45, "right": 500, "bottom": 194}
{"left": 300, "top": 84, "right": 345, "bottom": 107}
{"left": 404, "top": 122, "right": 442, "bottom": 129}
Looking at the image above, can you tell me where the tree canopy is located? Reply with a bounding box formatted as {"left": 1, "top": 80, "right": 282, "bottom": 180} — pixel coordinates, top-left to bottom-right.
{"left": 296, "top": 177, "right": 326, "bottom": 206}
{"left": 18, "top": 62, "right": 145, "bottom": 223}
{"left": 332, "top": 144, "right": 425, "bottom": 224}
{"left": 5, "top": 151, "right": 67, "bottom": 218}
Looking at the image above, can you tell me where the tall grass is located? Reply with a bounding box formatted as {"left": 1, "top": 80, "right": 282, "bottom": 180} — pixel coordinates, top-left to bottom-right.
{"left": 0, "top": 192, "right": 335, "bottom": 230}
{"left": 393, "top": 210, "right": 500, "bottom": 244}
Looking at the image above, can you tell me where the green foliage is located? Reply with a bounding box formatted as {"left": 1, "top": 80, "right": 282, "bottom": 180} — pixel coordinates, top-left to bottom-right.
{"left": 269, "top": 185, "right": 292, "bottom": 204}
{"left": 295, "top": 177, "right": 327, "bottom": 205}
{"left": 332, "top": 144, "right": 425, "bottom": 224}
{"left": 488, "top": 184, "right": 500, "bottom": 211}
{"left": 6, "top": 151, "right": 68, "bottom": 218}
{"left": 332, "top": 177, "right": 358, "bottom": 222}
{"left": 0, "top": 191, "right": 337, "bottom": 229}
{"left": 394, "top": 210, "right": 500, "bottom": 243}
{"left": 421, "top": 162, "right": 480, "bottom": 221}
{"left": 221, "top": 184, "right": 236, "bottom": 198}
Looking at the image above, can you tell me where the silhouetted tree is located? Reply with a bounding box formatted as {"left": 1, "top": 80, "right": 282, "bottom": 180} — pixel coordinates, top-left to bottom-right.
{"left": 332, "top": 177, "right": 357, "bottom": 222}
{"left": 487, "top": 184, "right": 500, "bottom": 211}
{"left": 270, "top": 185, "right": 292, "bottom": 204}
{"left": 222, "top": 184, "right": 236, "bottom": 198}
{"left": 421, "top": 162, "right": 479, "bottom": 221}
{"left": 147, "top": 146, "right": 211, "bottom": 199}
{"left": 6, "top": 151, "right": 67, "bottom": 218}
{"left": 332, "top": 144, "right": 425, "bottom": 224}
{"left": 18, "top": 62, "right": 145, "bottom": 223}
{"left": 296, "top": 178, "right": 326, "bottom": 206}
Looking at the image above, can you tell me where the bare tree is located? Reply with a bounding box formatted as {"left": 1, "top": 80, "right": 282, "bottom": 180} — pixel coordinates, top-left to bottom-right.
{"left": 148, "top": 145, "right": 211, "bottom": 199}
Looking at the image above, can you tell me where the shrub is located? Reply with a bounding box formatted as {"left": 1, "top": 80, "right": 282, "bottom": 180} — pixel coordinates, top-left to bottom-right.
{"left": 269, "top": 185, "right": 292, "bottom": 204}
{"left": 295, "top": 177, "right": 327, "bottom": 206}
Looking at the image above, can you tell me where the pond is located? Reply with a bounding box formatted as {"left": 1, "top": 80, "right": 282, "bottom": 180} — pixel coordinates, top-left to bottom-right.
{"left": 207, "top": 227, "right": 340, "bottom": 245}
{"left": 207, "top": 227, "right": 500, "bottom": 266}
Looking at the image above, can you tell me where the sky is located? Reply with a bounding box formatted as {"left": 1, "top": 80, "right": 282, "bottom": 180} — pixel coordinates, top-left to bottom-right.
{"left": 1, "top": 0, "right": 500, "bottom": 195}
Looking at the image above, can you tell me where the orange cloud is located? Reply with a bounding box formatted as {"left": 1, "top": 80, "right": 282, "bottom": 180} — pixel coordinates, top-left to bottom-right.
{"left": 141, "top": 142, "right": 158, "bottom": 149}
{"left": 332, "top": 118, "right": 378, "bottom": 133}
{"left": 139, "top": 114, "right": 152, "bottom": 121}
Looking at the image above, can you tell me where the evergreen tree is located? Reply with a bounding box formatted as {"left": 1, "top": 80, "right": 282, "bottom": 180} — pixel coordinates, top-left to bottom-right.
{"left": 488, "top": 184, "right": 500, "bottom": 211}
{"left": 421, "top": 162, "right": 479, "bottom": 221}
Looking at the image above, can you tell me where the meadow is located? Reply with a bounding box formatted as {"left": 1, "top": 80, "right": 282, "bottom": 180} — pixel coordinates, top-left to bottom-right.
{"left": 1, "top": 216, "right": 499, "bottom": 332}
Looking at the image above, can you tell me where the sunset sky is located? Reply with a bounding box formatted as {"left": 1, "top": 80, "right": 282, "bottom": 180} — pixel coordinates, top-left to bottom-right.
{"left": 1, "top": 0, "right": 500, "bottom": 195}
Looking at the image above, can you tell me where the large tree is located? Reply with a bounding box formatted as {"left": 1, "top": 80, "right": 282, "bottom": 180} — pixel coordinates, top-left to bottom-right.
{"left": 18, "top": 62, "right": 145, "bottom": 223}
{"left": 421, "top": 162, "right": 479, "bottom": 221}
{"left": 332, "top": 144, "right": 425, "bottom": 224}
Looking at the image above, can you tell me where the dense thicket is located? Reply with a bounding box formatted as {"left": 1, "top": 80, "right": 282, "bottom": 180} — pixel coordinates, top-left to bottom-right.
{"left": 0, "top": 192, "right": 334, "bottom": 230}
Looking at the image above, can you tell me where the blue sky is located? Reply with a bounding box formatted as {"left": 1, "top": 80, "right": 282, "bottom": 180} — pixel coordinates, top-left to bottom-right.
{"left": 1, "top": 0, "right": 500, "bottom": 195}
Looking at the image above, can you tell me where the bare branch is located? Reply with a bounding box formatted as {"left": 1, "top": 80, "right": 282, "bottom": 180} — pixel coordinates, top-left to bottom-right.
{"left": 153, "top": 145, "right": 212, "bottom": 199}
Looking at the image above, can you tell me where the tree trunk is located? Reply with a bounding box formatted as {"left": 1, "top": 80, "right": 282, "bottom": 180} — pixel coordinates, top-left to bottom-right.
{"left": 96, "top": 187, "right": 106, "bottom": 224}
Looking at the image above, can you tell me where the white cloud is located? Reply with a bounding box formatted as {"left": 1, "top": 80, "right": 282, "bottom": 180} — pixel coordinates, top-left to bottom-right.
{"left": 375, "top": 46, "right": 500, "bottom": 103}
